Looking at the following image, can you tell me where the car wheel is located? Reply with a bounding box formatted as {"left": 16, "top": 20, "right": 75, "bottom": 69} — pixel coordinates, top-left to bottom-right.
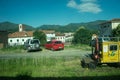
{"left": 51, "top": 48, "right": 55, "bottom": 51}
{"left": 88, "top": 62, "right": 96, "bottom": 69}
{"left": 81, "top": 59, "right": 87, "bottom": 68}
{"left": 27, "top": 47, "right": 31, "bottom": 52}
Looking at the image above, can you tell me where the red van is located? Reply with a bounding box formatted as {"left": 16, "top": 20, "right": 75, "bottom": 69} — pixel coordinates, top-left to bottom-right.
{"left": 44, "top": 40, "right": 64, "bottom": 51}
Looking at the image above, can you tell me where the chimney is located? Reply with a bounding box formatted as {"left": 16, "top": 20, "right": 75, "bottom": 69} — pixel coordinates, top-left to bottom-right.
{"left": 19, "top": 24, "right": 24, "bottom": 32}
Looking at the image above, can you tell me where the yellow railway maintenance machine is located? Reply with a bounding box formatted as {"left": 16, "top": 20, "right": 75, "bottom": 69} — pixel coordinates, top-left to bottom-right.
{"left": 81, "top": 34, "right": 120, "bottom": 69}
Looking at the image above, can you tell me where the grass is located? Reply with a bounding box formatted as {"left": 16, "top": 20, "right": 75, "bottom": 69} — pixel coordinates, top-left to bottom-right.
{"left": 65, "top": 44, "right": 91, "bottom": 51}
{"left": 0, "top": 45, "right": 120, "bottom": 79}
{"left": 0, "top": 46, "right": 25, "bottom": 54}
{"left": 0, "top": 56, "right": 120, "bottom": 78}
{"left": 0, "top": 44, "right": 91, "bottom": 54}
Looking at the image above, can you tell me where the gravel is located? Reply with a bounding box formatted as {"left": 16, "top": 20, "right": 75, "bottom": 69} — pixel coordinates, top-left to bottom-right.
{"left": 0, "top": 49, "right": 91, "bottom": 59}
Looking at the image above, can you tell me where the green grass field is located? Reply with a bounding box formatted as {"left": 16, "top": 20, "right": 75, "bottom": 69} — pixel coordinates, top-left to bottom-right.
{"left": 0, "top": 56, "right": 120, "bottom": 78}
{"left": 0, "top": 45, "right": 120, "bottom": 79}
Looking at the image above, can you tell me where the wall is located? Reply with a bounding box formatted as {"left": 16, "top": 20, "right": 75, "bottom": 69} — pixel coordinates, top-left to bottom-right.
{"left": 46, "top": 33, "right": 55, "bottom": 41}
{"left": 99, "top": 20, "right": 120, "bottom": 37}
{"left": 8, "top": 37, "right": 33, "bottom": 46}
{"left": 0, "top": 31, "right": 8, "bottom": 48}
{"left": 112, "top": 22, "right": 120, "bottom": 29}
{"left": 56, "top": 36, "right": 65, "bottom": 43}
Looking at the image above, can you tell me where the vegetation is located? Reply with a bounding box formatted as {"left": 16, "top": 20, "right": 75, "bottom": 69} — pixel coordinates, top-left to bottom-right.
{"left": 0, "top": 44, "right": 90, "bottom": 54}
{"left": 112, "top": 24, "right": 120, "bottom": 37}
{"left": 0, "top": 20, "right": 106, "bottom": 33}
{"left": 0, "top": 21, "right": 34, "bottom": 32}
{"left": 72, "top": 26, "right": 98, "bottom": 45}
{"left": 0, "top": 45, "right": 120, "bottom": 79}
{"left": 65, "top": 43, "right": 91, "bottom": 50}
{"left": 33, "top": 30, "right": 47, "bottom": 45}
{"left": 38, "top": 20, "right": 106, "bottom": 32}
{"left": 0, "top": 56, "right": 120, "bottom": 79}
{"left": 0, "top": 46, "right": 25, "bottom": 54}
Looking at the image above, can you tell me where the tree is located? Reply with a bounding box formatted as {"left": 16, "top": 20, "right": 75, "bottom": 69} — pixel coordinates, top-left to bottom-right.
{"left": 72, "top": 26, "right": 92, "bottom": 44}
{"left": 33, "top": 30, "right": 46, "bottom": 45}
{"left": 112, "top": 24, "right": 120, "bottom": 37}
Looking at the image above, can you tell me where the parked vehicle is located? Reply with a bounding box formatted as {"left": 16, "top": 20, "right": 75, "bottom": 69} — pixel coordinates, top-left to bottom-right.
{"left": 24, "top": 39, "right": 40, "bottom": 52}
{"left": 44, "top": 40, "right": 64, "bottom": 51}
{"left": 81, "top": 35, "right": 120, "bottom": 69}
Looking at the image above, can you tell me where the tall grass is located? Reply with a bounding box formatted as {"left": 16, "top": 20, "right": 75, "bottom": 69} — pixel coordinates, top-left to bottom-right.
{"left": 0, "top": 56, "right": 120, "bottom": 77}
{"left": 65, "top": 44, "right": 91, "bottom": 51}
{"left": 0, "top": 46, "right": 25, "bottom": 54}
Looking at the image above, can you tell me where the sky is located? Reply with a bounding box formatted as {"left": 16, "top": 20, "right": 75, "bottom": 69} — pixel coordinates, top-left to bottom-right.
{"left": 0, "top": 0, "right": 120, "bottom": 27}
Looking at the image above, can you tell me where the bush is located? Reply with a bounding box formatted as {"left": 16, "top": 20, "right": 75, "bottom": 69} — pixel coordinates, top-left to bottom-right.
{"left": 0, "top": 45, "right": 24, "bottom": 53}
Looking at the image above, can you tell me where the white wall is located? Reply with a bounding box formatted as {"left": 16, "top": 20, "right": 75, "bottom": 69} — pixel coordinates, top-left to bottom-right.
{"left": 65, "top": 36, "right": 73, "bottom": 42}
{"left": 112, "top": 22, "right": 120, "bottom": 29}
{"left": 46, "top": 33, "right": 55, "bottom": 41}
{"left": 8, "top": 37, "right": 33, "bottom": 46}
{"left": 56, "top": 36, "right": 65, "bottom": 43}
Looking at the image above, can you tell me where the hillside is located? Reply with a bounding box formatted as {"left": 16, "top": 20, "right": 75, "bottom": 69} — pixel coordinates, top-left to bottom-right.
{"left": 0, "top": 21, "right": 35, "bottom": 32}
{"left": 37, "top": 20, "right": 106, "bottom": 32}
{"left": 0, "top": 20, "right": 107, "bottom": 32}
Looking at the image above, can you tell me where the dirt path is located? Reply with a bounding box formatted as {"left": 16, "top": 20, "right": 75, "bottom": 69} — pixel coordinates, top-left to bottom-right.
{"left": 0, "top": 49, "right": 91, "bottom": 59}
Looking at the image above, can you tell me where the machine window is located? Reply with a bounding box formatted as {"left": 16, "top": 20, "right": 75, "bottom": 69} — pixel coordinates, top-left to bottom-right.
{"left": 110, "top": 45, "right": 117, "bottom": 51}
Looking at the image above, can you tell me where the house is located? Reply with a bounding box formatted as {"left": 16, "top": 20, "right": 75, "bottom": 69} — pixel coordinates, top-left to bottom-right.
{"left": 41, "top": 30, "right": 55, "bottom": 41}
{"left": 64, "top": 32, "right": 73, "bottom": 43}
{"left": 55, "top": 33, "right": 65, "bottom": 43}
{"left": 99, "top": 19, "right": 120, "bottom": 37}
{"left": 55, "top": 32, "right": 74, "bottom": 43}
{"left": 8, "top": 24, "right": 56, "bottom": 46}
{"left": 8, "top": 24, "right": 33, "bottom": 46}
{"left": 0, "top": 31, "right": 8, "bottom": 48}
{"left": 8, "top": 24, "right": 73, "bottom": 46}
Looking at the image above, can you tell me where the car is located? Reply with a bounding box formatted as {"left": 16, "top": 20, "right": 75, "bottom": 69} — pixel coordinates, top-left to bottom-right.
{"left": 44, "top": 40, "right": 64, "bottom": 51}
{"left": 24, "top": 39, "right": 40, "bottom": 52}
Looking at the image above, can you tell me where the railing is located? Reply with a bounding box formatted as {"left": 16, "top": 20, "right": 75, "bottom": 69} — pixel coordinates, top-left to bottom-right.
{"left": 98, "top": 37, "right": 120, "bottom": 42}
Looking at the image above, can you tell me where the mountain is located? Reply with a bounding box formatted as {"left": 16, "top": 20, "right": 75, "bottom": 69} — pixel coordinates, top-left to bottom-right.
{"left": 0, "top": 20, "right": 107, "bottom": 33}
{"left": 37, "top": 20, "right": 107, "bottom": 32}
{"left": 0, "top": 21, "right": 35, "bottom": 32}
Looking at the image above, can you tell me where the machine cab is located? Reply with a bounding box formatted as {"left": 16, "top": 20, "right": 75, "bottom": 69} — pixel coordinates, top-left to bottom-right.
{"left": 91, "top": 36, "right": 120, "bottom": 64}
{"left": 100, "top": 41, "right": 119, "bottom": 63}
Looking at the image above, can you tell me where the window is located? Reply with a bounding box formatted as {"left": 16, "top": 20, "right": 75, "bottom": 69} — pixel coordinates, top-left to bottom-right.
{"left": 109, "top": 45, "right": 117, "bottom": 51}
{"left": 10, "top": 40, "right": 12, "bottom": 42}
{"left": 104, "top": 26, "right": 106, "bottom": 28}
{"left": 22, "top": 39, "right": 24, "bottom": 42}
{"left": 55, "top": 41, "right": 62, "bottom": 44}
{"left": 17, "top": 39, "right": 19, "bottom": 42}
{"left": 31, "top": 40, "right": 39, "bottom": 44}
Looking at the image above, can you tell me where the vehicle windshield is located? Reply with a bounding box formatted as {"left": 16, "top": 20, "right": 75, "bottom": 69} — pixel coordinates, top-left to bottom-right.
{"left": 31, "top": 40, "right": 39, "bottom": 44}
{"left": 55, "top": 41, "right": 62, "bottom": 44}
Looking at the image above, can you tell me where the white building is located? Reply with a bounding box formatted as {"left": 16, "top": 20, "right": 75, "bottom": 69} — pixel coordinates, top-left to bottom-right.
{"left": 55, "top": 33, "right": 65, "bottom": 43}
{"left": 99, "top": 19, "right": 120, "bottom": 37}
{"left": 64, "top": 32, "right": 73, "bottom": 43}
{"left": 8, "top": 24, "right": 74, "bottom": 46}
{"left": 8, "top": 25, "right": 56, "bottom": 46}
{"left": 55, "top": 32, "right": 74, "bottom": 43}
{"left": 8, "top": 24, "right": 34, "bottom": 46}
{"left": 42, "top": 30, "right": 55, "bottom": 41}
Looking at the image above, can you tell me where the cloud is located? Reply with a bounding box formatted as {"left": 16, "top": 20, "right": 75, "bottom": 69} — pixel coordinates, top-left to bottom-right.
{"left": 81, "top": 0, "right": 96, "bottom": 3}
{"left": 67, "top": 0, "right": 102, "bottom": 14}
{"left": 67, "top": 0, "right": 77, "bottom": 8}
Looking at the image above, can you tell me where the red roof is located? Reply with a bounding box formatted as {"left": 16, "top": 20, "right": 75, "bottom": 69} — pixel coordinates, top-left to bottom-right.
{"left": 8, "top": 31, "right": 34, "bottom": 38}
{"left": 41, "top": 30, "right": 55, "bottom": 34}
{"left": 55, "top": 32, "right": 65, "bottom": 36}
